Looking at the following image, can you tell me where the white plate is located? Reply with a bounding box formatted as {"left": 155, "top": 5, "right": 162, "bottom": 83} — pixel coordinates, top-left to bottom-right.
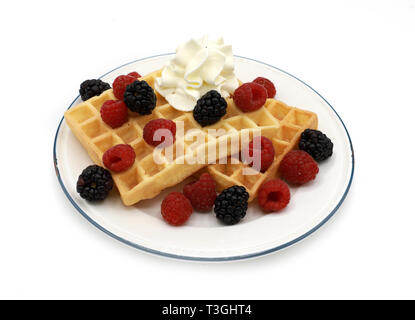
{"left": 54, "top": 54, "right": 354, "bottom": 261}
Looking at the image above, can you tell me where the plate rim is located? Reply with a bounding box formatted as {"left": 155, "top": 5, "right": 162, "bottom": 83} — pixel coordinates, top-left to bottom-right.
{"left": 53, "top": 53, "right": 355, "bottom": 262}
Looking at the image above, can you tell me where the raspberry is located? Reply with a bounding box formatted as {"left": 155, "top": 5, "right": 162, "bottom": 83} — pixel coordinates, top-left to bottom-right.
{"left": 102, "top": 144, "right": 136, "bottom": 172}
{"left": 161, "top": 192, "right": 193, "bottom": 226}
{"left": 127, "top": 71, "right": 141, "bottom": 78}
{"left": 242, "top": 136, "right": 275, "bottom": 172}
{"left": 233, "top": 82, "right": 267, "bottom": 112}
{"left": 258, "top": 179, "right": 290, "bottom": 212}
{"left": 183, "top": 173, "right": 217, "bottom": 212}
{"left": 253, "top": 77, "right": 276, "bottom": 98}
{"left": 143, "top": 119, "right": 176, "bottom": 147}
{"left": 76, "top": 165, "right": 113, "bottom": 201}
{"left": 100, "top": 100, "right": 128, "bottom": 128}
{"left": 279, "top": 150, "right": 319, "bottom": 185}
{"left": 113, "top": 75, "right": 136, "bottom": 100}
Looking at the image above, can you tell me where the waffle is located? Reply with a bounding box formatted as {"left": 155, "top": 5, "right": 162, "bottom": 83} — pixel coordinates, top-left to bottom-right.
{"left": 206, "top": 98, "right": 318, "bottom": 202}
{"left": 64, "top": 70, "right": 281, "bottom": 206}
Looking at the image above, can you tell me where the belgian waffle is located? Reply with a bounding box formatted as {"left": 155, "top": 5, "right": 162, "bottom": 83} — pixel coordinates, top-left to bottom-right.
{"left": 64, "top": 70, "right": 282, "bottom": 205}
{"left": 206, "top": 98, "right": 318, "bottom": 202}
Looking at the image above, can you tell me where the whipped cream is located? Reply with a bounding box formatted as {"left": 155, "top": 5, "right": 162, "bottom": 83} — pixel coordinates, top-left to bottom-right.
{"left": 155, "top": 36, "right": 239, "bottom": 111}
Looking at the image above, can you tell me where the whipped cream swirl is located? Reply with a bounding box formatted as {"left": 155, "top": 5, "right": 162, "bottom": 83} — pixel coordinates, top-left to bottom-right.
{"left": 155, "top": 36, "right": 239, "bottom": 111}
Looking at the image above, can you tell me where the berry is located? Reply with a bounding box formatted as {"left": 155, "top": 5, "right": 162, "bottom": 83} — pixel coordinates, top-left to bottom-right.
{"left": 123, "top": 80, "right": 157, "bottom": 115}
{"left": 127, "top": 71, "right": 141, "bottom": 78}
{"left": 102, "top": 144, "right": 136, "bottom": 172}
{"left": 193, "top": 90, "right": 227, "bottom": 126}
{"left": 100, "top": 100, "right": 128, "bottom": 128}
{"left": 253, "top": 77, "right": 276, "bottom": 98}
{"left": 299, "top": 129, "right": 333, "bottom": 161}
{"left": 214, "top": 186, "right": 249, "bottom": 225}
{"left": 143, "top": 119, "right": 176, "bottom": 147}
{"left": 233, "top": 82, "right": 267, "bottom": 112}
{"left": 112, "top": 75, "right": 136, "bottom": 100}
{"left": 258, "top": 179, "right": 290, "bottom": 213}
{"left": 183, "top": 173, "right": 217, "bottom": 212}
{"left": 79, "top": 79, "right": 111, "bottom": 101}
{"left": 242, "top": 136, "right": 275, "bottom": 172}
{"left": 76, "top": 165, "right": 113, "bottom": 201}
{"left": 161, "top": 192, "right": 193, "bottom": 226}
{"left": 279, "top": 150, "right": 319, "bottom": 185}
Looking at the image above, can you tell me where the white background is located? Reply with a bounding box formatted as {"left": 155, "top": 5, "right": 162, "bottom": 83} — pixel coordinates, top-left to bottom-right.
{"left": 1, "top": 0, "right": 414, "bottom": 300}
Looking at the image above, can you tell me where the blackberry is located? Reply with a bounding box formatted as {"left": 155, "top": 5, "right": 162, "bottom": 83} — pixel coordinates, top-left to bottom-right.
{"left": 123, "top": 80, "right": 156, "bottom": 115}
{"left": 214, "top": 186, "right": 249, "bottom": 225}
{"left": 299, "top": 129, "right": 333, "bottom": 161}
{"left": 193, "top": 90, "right": 227, "bottom": 126}
{"left": 76, "top": 165, "right": 113, "bottom": 201}
{"left": 79, "top": 79, "right": 111, "bottom": 101}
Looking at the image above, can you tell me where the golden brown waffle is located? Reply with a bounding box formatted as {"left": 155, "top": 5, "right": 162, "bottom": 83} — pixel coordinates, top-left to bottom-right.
{"left": 64, "top": 70, "right": 281, "bottom": 206}
{"left": 206, "top": 98, "right": 318, "bottom": 202}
